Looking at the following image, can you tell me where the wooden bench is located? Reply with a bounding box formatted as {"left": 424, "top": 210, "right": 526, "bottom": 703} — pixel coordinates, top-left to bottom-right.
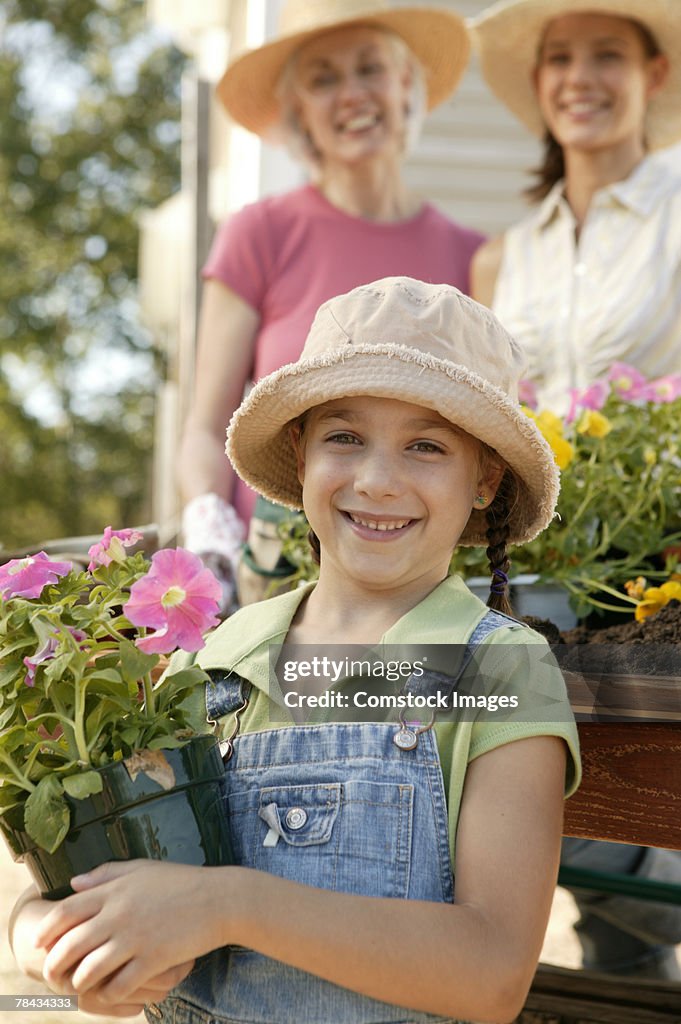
{"left": 516, "top": 669, "right": 681, "bottom": 1023}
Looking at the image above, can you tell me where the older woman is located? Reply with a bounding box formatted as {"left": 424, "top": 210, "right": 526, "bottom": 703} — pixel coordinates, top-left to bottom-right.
{"left": 179, "top": 0, "right": 483, "bottom": 609}
{"left": 470, "top": 0, "right": 681, "bottom": 981}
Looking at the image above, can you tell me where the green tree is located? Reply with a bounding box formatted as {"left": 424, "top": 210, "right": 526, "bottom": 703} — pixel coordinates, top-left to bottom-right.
{"left": 0, "top": 0, "right": 185, "bottom": 550}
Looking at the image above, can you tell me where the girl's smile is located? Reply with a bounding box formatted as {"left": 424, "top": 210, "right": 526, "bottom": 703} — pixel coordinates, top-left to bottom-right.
{"left": 344, "top": 510, "right": 415, "bottom": 536}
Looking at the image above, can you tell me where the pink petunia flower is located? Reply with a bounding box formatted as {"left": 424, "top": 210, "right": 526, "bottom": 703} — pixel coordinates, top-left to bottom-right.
{"left": 518, "top": 378, "right": 538, "bottom": 410}
{"left": 123, "top": 548, "right": 222, "bottom": 654}
{"left": 642, "top": 375, "right": 681, "bottom": 404}
{"left": 23, "top": 628, "right": 88, "bottom": 687}
{"left": 566, "top": 379, "right": 610, "bottom": 422}
{"left": 0, "top": 553, "right": 72, "bottom": 600}
{"left": 608, "top": 363, "right": 648, "bottom": 400}
{"left": 87, "top": 526, "right": 144, "bottom": 570}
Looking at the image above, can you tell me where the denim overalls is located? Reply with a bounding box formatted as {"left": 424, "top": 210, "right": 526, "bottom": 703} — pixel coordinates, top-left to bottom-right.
{"left": 145, "top": 611, "right": 513, "bottom": 1024}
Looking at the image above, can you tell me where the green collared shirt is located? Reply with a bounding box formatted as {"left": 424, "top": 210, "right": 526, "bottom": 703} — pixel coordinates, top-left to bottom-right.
{"left": 174, "top": 575, "right": 581, "bottom": 860}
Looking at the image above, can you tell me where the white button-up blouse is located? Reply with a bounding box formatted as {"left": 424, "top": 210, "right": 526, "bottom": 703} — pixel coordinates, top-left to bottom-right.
{"left": 493, "top": 153, "right": 681, "bottom": 414}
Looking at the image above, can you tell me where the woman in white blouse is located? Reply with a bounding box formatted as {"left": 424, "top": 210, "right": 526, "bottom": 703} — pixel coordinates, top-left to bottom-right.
{"left": 469, "top": 0, "right": 681, "bottom": 982}
{"left": 470, "top": 0, "right": 681, "bottom": 416}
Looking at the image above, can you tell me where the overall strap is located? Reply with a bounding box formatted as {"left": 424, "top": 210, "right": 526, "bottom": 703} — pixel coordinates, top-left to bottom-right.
{"left": 205, "top": 670, "right": 252, "bottom": 722}
{"left": 468, "top": 608, "right": 523, "bottom": 646}
{"left": 205, "top": 670, "right": 253, "bottom": 762}
{"left": 459, "top": 607, "right": 527, "bottom": 679}
{"left": 394, "top": 609, "right": 526, "bottom": 749}
{"left": 404, "top": 608, "right": 525, "bottom": 700}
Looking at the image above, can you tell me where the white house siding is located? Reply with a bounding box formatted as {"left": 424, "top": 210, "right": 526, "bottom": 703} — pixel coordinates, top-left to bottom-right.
{"left": 401, "top": 0, "right": 541, "bottom": 238}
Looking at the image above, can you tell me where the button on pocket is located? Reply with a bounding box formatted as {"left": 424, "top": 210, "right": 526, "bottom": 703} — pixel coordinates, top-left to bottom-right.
{"left": 285, "top": 807, "right": 308, "bottom": 830}
{"left": 259, "top": 784, "right": 340, "bottom": 848}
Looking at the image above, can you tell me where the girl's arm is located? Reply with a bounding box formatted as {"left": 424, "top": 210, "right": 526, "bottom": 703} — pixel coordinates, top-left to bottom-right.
{"left": 35, "top": 734, "right": 566, "bottom": 1023}
{"left": 470, "top": 235, "right": 505, "bottom": 308}
{"left": 9, "top": 885, "right": 50, "bottom": 983}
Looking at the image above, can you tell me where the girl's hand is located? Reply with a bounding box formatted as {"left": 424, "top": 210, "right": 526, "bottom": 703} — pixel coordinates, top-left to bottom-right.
{"left": 36, "top": 860, "right": 228, "bottom": 1001}
{"left": 75, "top": 960, "right": 195, "bottom": 1018}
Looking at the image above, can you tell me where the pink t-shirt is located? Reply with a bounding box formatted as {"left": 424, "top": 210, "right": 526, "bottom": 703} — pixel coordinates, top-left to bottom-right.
{"left": 202, "top": 184, "right": 485, "bottom": 521}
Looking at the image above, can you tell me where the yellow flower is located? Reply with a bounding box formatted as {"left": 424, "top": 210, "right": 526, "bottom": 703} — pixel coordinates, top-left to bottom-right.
{"left": 548, "top": 433, "right": 575, "bottom": 470}
{"left": 536, "top": 410, "right": 565, "bottom": 436}
{"left": 624, "top": 576, "right": 647, "bottom": 600}
{"left": 660, "top": 580, "right": 681, "bottom": 601}
{"left": 523, "top": 407, "right": 574, "bottom": 468}
{"left": 643, "top": 447, "right": 657, "bottom": 466}
{"left": 634, "top": 580, "right": 681, "bottom": 622}
{"left": 576, "top": 410, "right": 613, "bottom": 439}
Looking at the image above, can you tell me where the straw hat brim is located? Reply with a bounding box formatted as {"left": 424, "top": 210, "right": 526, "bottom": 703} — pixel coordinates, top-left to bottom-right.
{"left": 226, "top": 345, "right": 560, "bottom": 547}
{"left": 470, "top": 0, "right": 681, "bottom": 150}
{"left": 217, "top": 7, "right": 470, "bottom": 136}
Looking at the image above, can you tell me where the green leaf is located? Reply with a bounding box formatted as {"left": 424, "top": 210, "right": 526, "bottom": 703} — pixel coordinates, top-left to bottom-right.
{"left": 119, "top": 637, "right": 159, "bottom": 683}
{"left": 0, "top": 783, "right": 25, "bottom": 811}
{"left": 62, "top": 771, "right": 103, "bottom": 800}
{"left": 118, "top": 726, "right": 143, "bottom": 746}
{"left": 155, "top": 666, "right": 209, "bottom": 708}
{"left": 145, "top": 734, "right": 192, "bottom": 750}
{"left": 24, "top": 776, "right": 70, "bottom": 853}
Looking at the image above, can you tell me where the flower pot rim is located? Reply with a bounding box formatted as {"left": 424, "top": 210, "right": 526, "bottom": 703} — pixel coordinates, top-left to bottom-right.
{"left": 1, "top": 734, "right": 224, "bottom": 856}
{"left": 466, "top": 573, "right": 542, "bottom": 587}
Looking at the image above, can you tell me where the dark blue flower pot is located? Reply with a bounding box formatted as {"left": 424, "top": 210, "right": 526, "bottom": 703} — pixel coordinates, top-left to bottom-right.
{"left": 0, "top": 735, "right": 231, "bottom": 899}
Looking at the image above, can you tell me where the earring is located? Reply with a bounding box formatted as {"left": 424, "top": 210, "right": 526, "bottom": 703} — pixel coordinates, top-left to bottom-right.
{"left": 474, "top": 494, "right": 487, "bottom": 508}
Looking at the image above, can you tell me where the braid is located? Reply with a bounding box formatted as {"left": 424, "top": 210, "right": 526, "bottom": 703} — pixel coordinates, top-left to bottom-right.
{"left": 308, "top": 528, "right": 321, "bottom": 565}
{"left": 485, "top": 472, "right": 514, "bottom": 616}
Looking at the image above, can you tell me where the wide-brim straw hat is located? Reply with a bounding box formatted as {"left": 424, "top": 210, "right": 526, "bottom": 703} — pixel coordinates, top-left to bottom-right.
{"left": 470, "top": 0, "right": 681, "bottom": 150}
{"left": 217, "top": 0, "right": 470, "bottom": 136}
{"left": 227, "top": 277, "right": 560, "bottom": 547}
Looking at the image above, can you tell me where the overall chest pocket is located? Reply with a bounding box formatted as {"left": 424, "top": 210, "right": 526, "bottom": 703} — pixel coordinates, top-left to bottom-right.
{"left": 227, "top": 779, "right": 414, "bottom": 899}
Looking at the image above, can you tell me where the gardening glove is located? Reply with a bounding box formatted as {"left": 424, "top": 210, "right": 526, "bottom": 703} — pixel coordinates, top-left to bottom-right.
{"left": 182, "top": 493, "right": 245, "bottom": 617}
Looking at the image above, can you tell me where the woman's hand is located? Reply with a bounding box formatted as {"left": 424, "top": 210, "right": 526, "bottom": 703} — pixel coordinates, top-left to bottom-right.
{"left": 35, "top": 860, "right": 228, "bottom": 1002}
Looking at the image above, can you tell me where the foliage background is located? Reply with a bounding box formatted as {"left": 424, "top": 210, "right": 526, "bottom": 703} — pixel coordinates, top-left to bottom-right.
{"left": 0, "top": 0, "right": 185, "bottom": 551}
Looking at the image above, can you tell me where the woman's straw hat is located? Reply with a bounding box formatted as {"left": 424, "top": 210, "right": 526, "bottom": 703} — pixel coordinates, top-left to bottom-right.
{"left": 217, "top": 0, "right": 470, "bottom": 136}
{"left": 470, "top": 0, "right": 681, "bottom": 150}
{"left": 227, "top": 277, "right": 560, "bottom": 547}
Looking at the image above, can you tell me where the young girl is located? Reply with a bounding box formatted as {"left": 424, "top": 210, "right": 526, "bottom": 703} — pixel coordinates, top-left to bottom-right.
{"left": 11, "top": 278, "right": 580, "bottom": 1023}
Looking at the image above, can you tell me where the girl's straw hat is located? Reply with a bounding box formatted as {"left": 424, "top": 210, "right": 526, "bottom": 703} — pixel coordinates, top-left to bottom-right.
{"left": 217, "top": 0, "right": 470, "bottom": 136}
{"left": 227, "top": 277, "right": 560, "bottom": 547}
{"left": 470, "top": 0, "right": 681, "bottom": 150}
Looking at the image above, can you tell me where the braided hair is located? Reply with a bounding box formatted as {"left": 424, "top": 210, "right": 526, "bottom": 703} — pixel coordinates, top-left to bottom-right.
{"left": 485, "top": 471, "right": 515, "bottom": 616}
{"left": 308, "top": 528, "right": 321, "bottom": 565}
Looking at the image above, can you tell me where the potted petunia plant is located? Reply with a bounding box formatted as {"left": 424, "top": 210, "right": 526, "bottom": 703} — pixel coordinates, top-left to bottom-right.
{"left": 0, "top": 528, "right": 231, "bottom": 899}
